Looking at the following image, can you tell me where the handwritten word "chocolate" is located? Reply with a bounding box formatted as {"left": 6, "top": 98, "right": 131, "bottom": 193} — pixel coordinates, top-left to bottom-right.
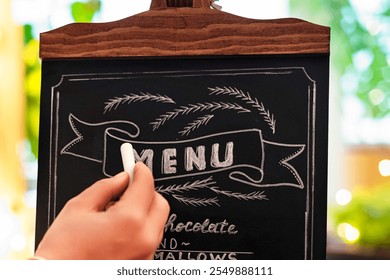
{"left": 165, "top": 213, "right": 238, "bottom": 234}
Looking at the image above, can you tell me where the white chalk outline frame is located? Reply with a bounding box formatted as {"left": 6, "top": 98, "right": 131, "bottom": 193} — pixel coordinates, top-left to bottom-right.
{"left": 47, "top": 66, "right": 316, "bottom": 259}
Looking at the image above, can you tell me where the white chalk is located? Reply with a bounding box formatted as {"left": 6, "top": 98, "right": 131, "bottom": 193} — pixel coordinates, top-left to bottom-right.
{"left": 121, "top": 143, "right": 135, "bottom": 183}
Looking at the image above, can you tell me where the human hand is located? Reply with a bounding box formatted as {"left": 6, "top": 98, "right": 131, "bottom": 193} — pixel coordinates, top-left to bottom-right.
{"left": 34, "top": 162, "right": 170, "bottom": 260}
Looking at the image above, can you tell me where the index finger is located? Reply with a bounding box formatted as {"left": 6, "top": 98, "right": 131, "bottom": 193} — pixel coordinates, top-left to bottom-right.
{"left": 70, "top": 172, "right": 129, "bottom": 211}
{"left": 114, "top": 162, "right": 156, "bottom": 214}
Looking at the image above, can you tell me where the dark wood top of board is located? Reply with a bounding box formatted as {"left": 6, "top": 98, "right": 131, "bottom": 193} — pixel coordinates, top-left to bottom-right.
{"left": 40, "top": 0, "right": 330, "bottom": 59}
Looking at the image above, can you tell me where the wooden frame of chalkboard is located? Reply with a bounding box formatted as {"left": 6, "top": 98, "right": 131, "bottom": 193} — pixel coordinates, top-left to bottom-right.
{"left": 36, "top": 0, "right": 330, "bottom": 260}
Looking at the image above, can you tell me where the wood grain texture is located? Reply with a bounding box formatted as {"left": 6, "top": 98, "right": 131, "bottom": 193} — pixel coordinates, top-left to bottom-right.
{"left": 40, "top": 7, "right": 330, "bottom": 59}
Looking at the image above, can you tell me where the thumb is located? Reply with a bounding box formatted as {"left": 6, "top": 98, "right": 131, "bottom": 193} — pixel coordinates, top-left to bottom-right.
{"left": 74, "top": 172, "right": 130, "bottom": 211}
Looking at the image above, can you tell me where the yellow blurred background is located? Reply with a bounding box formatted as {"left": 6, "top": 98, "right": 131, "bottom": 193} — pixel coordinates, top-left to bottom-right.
{"left": 0, "top": 0, "right": 389, "bottom": 259}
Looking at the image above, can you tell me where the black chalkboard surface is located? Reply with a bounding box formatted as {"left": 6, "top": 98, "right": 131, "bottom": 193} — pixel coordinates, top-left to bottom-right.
{"left": 36, "top": 54, "right": 329, "bottom": 259}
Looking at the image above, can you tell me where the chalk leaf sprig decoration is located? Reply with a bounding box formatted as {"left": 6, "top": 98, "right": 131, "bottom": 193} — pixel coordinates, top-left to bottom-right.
{"left": 151, "top": 102, "right": 250, "bottom": 131}
{"left": 208, "top": 86, "right": 276, "bottom": 134}
{"left": 104, "top": 92, "right": 175, "bottom": 113}
{"left": 156, "top": 176, "right": 268, "bottom": 207}
{"left": 210, "top": 187, "right": 268, "bottom": 201}
{"left": 157, "top": 177, "right": 220, "bottom": 207}
{"left": 179, "top": 114, "right": 214, "bottom": 136}
{"left": 156, "top": 176, "right": 215, "bottom": 195}
{"left": 172, "top": 195, "right": 220, "bottom": 207}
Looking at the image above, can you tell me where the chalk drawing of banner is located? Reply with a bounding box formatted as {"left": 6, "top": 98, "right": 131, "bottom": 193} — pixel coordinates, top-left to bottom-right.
{"left": 61, "top": 114, "right": 305, "bottom": 189}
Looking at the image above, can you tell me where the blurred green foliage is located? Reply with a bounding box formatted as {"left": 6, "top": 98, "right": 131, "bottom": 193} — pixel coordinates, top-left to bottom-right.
{"left": 290, "top": 0, "right": 390, "bottom": 118}
{"left": 23, "top": 0, "right": 101, "bottom": 158}
{"left": 71, "top": 0, "right": 101, "bottom": 22}
{"left": 23, "top": 25, "right": 41, "bottom": 158}
{"left": 332, "top": 184, "right": 390, "bottom": 248}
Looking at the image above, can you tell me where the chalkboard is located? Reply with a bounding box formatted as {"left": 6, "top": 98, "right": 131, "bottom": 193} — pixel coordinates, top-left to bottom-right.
{"left": 36, "top": 1, "right": 330, "bottom": 260}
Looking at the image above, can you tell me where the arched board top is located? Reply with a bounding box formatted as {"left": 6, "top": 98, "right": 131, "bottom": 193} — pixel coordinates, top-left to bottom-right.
{"left": 39, "top": 7, "right": 330, "bottom": 59}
